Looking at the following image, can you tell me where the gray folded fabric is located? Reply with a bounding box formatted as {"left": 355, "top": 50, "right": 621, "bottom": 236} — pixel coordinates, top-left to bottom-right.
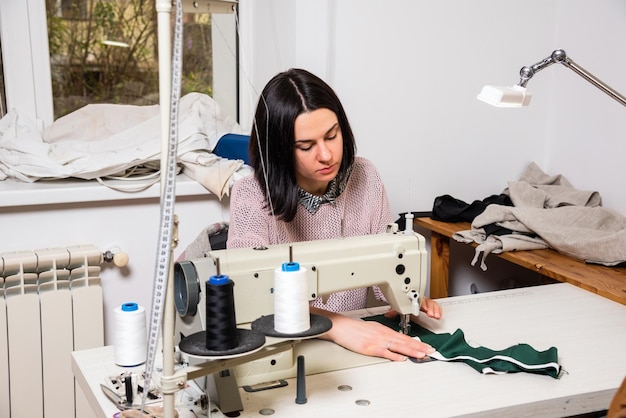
{"left": 505, "top": 162, "right": 601, "bottom": 208}
{"left": 472, "top": 204, "right": 626, "bottom": 267}
{"left": 454, "top": 162, "right": 626, "bottom": 268}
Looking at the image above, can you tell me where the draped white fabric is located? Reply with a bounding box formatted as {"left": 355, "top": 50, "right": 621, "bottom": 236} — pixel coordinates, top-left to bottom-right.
{"left": 0, "top": 93, "right": 249, "bottom": 197}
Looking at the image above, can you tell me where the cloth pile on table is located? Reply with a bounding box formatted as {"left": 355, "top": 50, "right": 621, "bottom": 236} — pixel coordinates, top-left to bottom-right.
{"left": 448, "top": 162, "right": 626, "bottom": 269}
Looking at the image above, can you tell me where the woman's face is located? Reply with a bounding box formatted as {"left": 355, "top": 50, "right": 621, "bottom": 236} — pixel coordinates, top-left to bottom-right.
{"left": 293, "top": 108, "right": 343, "bottom": 196}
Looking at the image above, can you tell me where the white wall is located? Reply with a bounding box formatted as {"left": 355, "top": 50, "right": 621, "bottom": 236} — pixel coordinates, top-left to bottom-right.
{"left": 239, "top": 0, "right": 625, "bottom": 216}
{"left": 548, "top": 1, "right": 626, "bottom": 212}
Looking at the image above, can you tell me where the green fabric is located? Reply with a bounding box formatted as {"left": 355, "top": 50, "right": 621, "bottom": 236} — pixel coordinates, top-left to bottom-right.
{"left": 364, "top": 314, "right": 561, "bottom": 379}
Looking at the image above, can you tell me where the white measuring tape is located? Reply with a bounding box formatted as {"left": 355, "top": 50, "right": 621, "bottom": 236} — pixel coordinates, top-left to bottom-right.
{"left": 142, "top": 0, "right": 184, "bottom": 409}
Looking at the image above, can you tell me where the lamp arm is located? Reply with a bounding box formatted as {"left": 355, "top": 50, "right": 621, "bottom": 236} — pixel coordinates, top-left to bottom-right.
{"left": 518, "top": 54, "right": 556, "bottom": 87}
{"left": 518, "top": 49, "right": 626, "bottom": 106}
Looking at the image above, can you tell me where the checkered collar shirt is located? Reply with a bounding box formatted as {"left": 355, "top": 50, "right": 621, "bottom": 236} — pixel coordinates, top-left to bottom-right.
{"left": 298, "top": 164, "right": 353, "bottom": 214}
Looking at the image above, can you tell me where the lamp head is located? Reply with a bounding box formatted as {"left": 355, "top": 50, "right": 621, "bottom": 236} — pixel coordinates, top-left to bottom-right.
{"left": 477, "top": 84, "right": 532, "bottom": 107}
{"left": 478, "top": 48, "right": 625, "bottom": 108}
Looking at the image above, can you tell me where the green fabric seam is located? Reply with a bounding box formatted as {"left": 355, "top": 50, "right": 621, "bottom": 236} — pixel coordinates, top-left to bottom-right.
{"left": 363, "top": 314, "right": 561, "bottom": 379}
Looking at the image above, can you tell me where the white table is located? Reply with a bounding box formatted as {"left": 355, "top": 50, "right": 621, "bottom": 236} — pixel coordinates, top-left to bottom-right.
{"left": 73, "top": 283, "right": 626, "bottom": 417}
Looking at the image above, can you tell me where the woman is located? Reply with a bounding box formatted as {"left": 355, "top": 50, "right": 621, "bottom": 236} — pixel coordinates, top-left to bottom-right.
{"left": 228, "top": 68, "right": 442, "bottom": 361}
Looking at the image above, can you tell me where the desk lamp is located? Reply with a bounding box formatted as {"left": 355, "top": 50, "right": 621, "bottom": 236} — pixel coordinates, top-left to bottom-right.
{"left": 477, "top": 49, "right": 626, "bottom": 107}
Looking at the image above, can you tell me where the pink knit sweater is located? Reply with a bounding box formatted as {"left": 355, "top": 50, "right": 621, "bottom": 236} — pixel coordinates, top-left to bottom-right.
{"left": 227, "top": 156, "right": 393, "bottom": 312}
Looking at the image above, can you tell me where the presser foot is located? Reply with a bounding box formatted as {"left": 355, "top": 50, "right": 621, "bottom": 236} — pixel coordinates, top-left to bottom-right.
{"left": 399, "top": 314, "right": 411, "bottom": 335}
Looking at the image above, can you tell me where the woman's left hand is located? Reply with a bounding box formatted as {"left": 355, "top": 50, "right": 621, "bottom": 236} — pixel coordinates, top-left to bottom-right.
{"left": 419, "top": 296, "right": 443, "bottom": 319}
{"left": 385, "top": 296, "right": 442, "bottom": 320}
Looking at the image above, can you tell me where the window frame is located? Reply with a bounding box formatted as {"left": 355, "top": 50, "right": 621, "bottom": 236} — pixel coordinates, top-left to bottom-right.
{"left": 0, "top": 0, "right": 55, "bottom": 126}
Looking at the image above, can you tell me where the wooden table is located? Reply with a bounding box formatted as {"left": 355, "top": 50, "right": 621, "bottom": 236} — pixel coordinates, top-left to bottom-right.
{"left": 414, "top": 216, "right": 626, "bottom": 304}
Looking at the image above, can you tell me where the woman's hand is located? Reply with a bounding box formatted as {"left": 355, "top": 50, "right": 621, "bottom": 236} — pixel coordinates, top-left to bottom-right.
{"left": 312, "top": 298, "right": 442, "bottom": 362}
{"left": 420, "top": 296, "right": 443, "bottom": 319}
{"left": 384, "top": 296, "right": 442, "bottom": 320}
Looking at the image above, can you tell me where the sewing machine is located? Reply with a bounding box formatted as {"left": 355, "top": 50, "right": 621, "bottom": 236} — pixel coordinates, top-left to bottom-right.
{"left": 173, "top": 223, "right": 427, "bottom": 394}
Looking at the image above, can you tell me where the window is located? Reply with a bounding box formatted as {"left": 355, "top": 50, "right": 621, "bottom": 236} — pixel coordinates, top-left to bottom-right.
{"left": 47, "top": 0, "right": 162, "bottom": 118}
{"left": 0, "top": 1, "right": 238, "bottom": 124}
{"left": 47, "top": 0, "right": 237, "bottom": 120}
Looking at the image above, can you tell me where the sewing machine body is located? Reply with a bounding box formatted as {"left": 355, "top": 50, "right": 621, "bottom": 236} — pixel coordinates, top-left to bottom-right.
{"left": 174, "top": 228, "right": 427, "bottom": 385}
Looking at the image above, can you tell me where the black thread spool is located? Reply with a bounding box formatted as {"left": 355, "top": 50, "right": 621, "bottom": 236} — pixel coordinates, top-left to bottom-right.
{"left": 205, "top": 264, "right": 238, "bottom": 351}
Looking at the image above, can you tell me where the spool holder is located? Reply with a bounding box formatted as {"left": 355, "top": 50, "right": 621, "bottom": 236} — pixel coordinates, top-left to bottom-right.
{"left": 251, "top": 314, "right": 332, "bottom": 339}
{"left": 178, "top": 314, "right": 332, "bottom": 358}
{"left": 179, "top": 328, "right": 266, "bottom": 359}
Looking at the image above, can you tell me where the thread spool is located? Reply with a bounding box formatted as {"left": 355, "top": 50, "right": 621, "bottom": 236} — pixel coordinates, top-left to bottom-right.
{"left": 274, "top": 262, "right": 310, "bottom": 334}
{"left": 205, "top": 274, "right": 238, "bottom": 351}
{"left": 113, "top": 302, "right": 147, "bottom": 366}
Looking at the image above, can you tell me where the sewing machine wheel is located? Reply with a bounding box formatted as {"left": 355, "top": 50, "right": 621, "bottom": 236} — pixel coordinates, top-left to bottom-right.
{"left": 174, "top": 261, "right": 200, "bottom": 317}
{"left": 179, "top": 328, "right": 266, "bottom": 359}
{"left": 251, "top": 314, "right": 332, "bottom": 339}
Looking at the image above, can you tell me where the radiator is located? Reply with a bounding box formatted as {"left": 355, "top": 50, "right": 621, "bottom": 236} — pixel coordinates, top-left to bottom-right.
{"left": 0, "top": 245, "right": 104, "bottom": 418}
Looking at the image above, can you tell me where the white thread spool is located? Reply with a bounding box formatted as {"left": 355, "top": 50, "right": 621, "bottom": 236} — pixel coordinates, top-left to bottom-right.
{"left": 114, "top": 302, "right": 147, "bottom": 366}
{"left": 274, "top": 262, "right": 310, "bottom": 334}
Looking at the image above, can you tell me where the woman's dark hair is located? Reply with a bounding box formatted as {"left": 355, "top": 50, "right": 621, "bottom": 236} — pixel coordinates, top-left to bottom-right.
{"left": 249, "top": 68, "right": 356, "bottom": 222}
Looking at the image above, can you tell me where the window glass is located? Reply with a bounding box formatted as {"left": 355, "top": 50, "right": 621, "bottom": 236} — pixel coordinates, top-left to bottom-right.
{"left": 45, "top": 0, "right": 235, "bottom": 120}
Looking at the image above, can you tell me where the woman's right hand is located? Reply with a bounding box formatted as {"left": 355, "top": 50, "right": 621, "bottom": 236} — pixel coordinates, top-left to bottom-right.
{"left": 312, "top": 307, "right": 435, "bottom": 362}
